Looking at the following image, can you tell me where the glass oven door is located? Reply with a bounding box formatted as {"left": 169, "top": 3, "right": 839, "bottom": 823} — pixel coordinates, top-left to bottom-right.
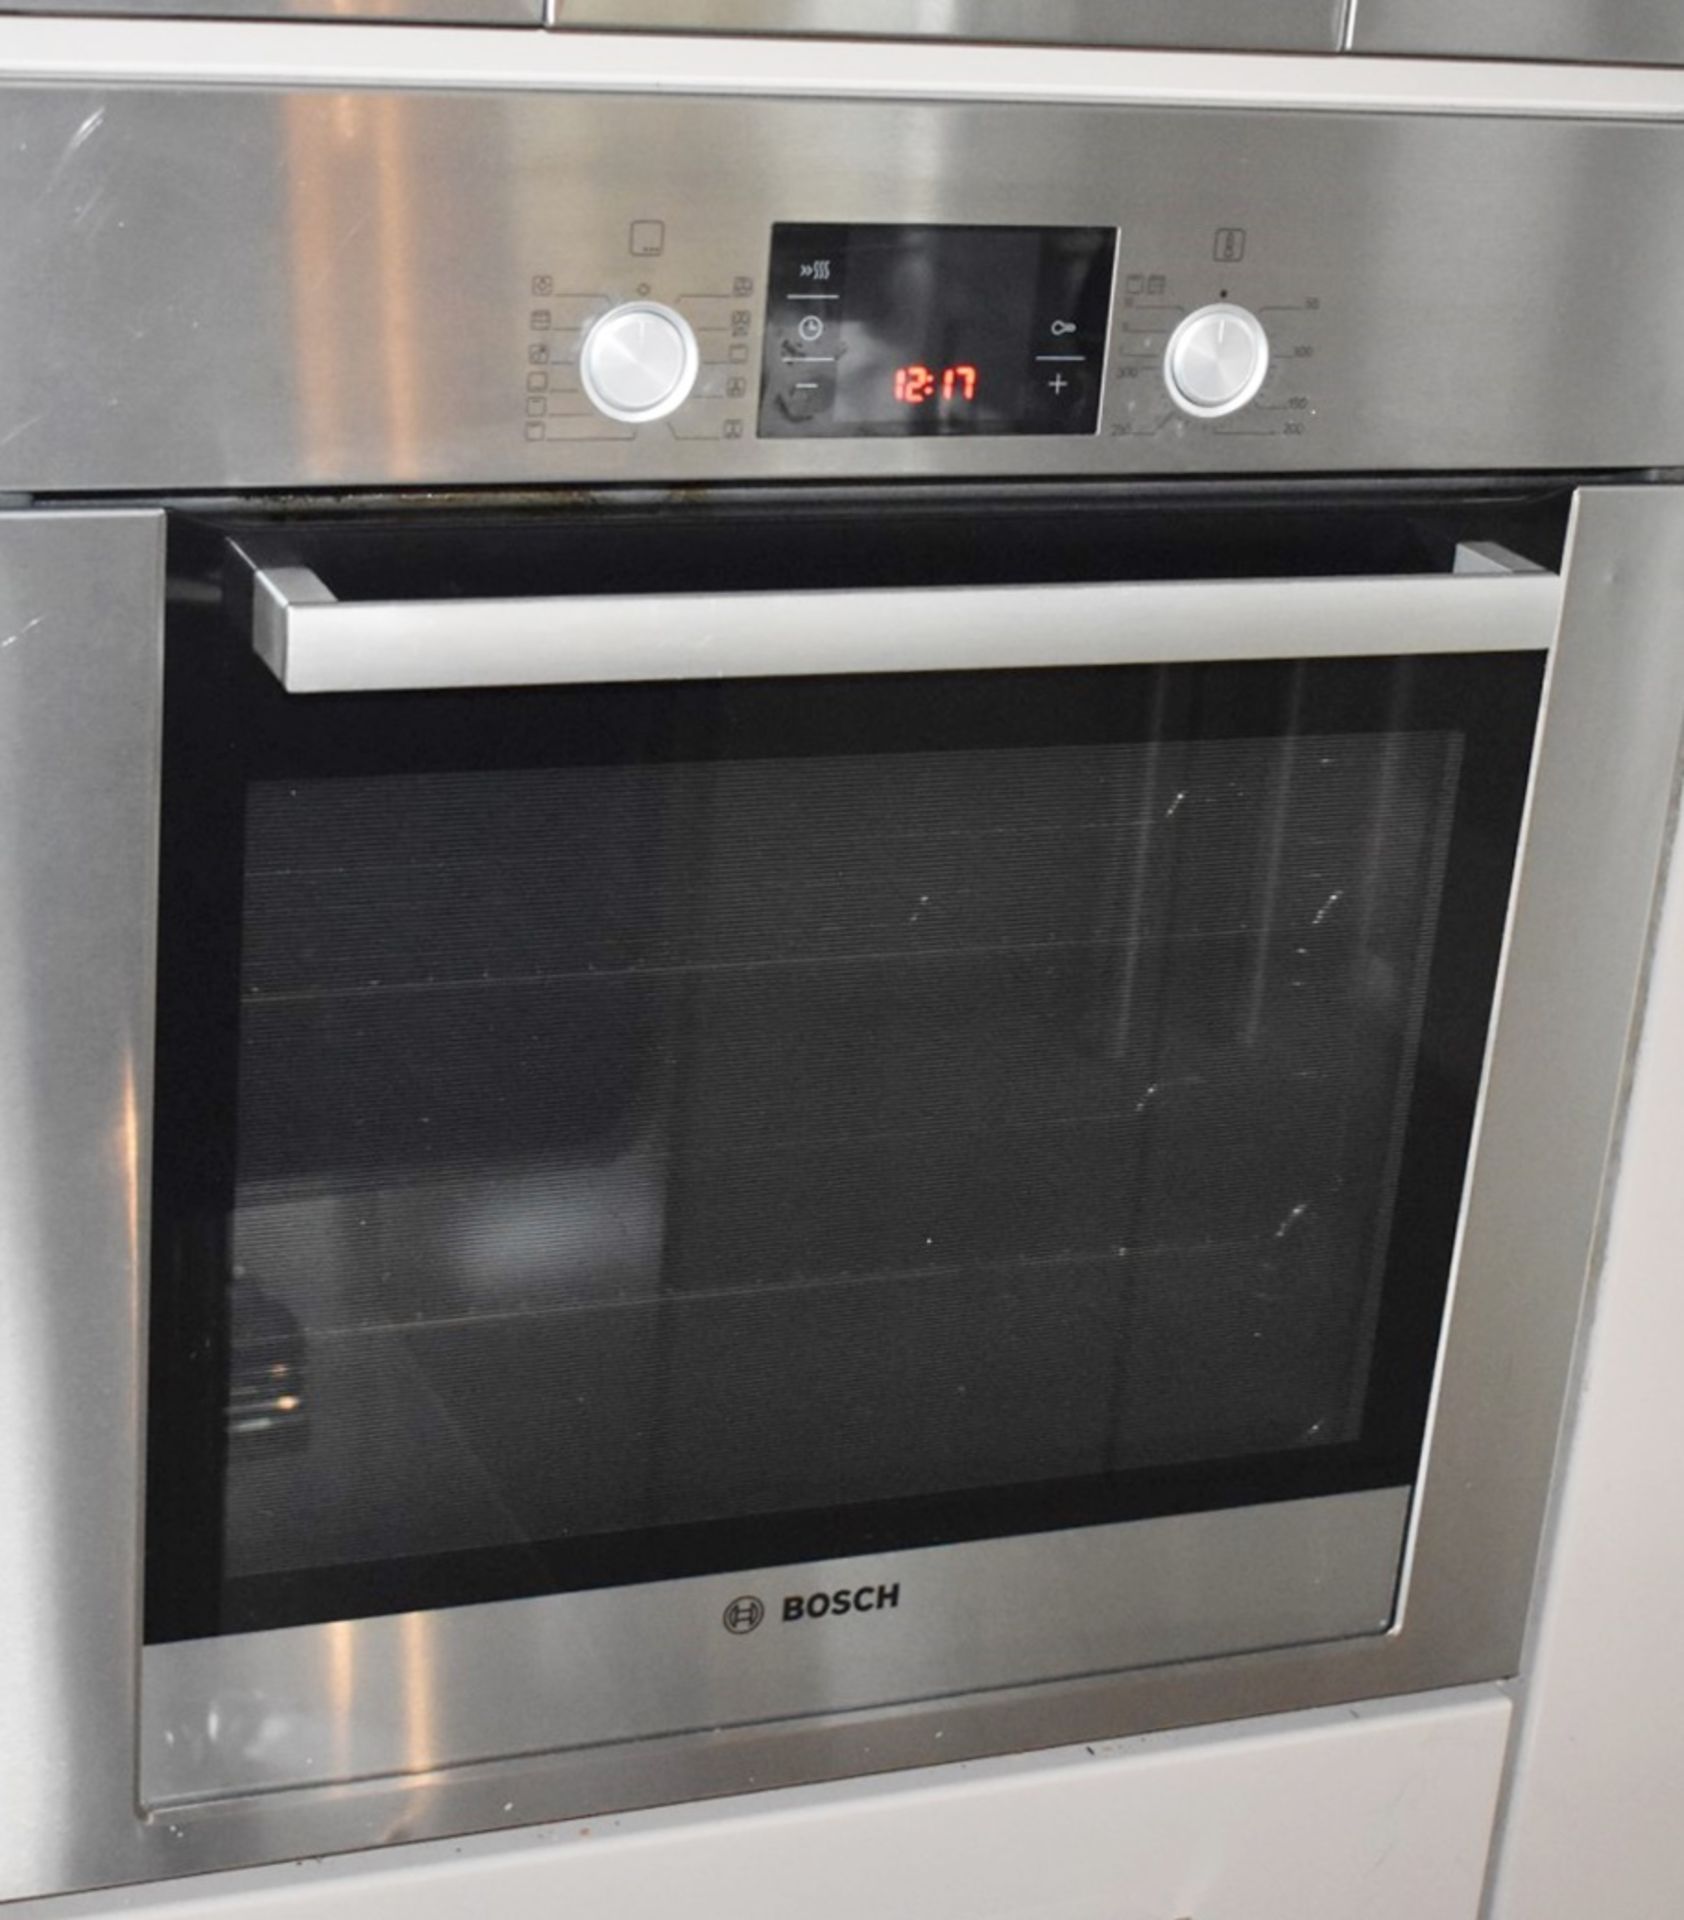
{"left": 143, "top": 490, "right": 1557, "bottom": 1801}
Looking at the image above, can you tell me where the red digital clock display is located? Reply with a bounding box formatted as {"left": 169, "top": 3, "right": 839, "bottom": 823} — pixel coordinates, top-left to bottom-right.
{"left": 762, "top": 224, "right": 1116, "bottom": 438}
{"left": 893, "top": 363, "right": 980, "bottom": 407}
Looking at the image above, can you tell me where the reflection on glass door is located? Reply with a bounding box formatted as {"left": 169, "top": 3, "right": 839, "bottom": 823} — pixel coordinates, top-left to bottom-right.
{"left": 147, "top": 645, "right": 1542, "bottom": 1641}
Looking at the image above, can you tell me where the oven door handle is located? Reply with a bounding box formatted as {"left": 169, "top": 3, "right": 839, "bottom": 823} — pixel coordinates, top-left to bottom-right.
{"left": 248, "top": 549, "right": 1560, "bottom": 694}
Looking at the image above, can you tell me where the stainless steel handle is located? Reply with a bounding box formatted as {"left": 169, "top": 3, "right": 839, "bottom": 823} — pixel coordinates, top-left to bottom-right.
{"left": 251, "top": 553, "right": 1561, "bottom": 694}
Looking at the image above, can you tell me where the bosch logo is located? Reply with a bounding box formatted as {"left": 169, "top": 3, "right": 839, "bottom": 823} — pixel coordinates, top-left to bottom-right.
{"left": 722, "top": 1596, "right": 765, "bottom": 1635}
{"left": 722, "top": 1584, "right": 902, "bottom": 1635}
{"left": 783, "top": 1583, "right": 901, "bottom": 1622}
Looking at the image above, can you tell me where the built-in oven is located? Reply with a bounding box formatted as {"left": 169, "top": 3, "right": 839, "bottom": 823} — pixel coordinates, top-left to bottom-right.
{"left": 144, "top": 485, "right": 1551, "bottom": 1797}
{"left": 5, "top": 73, "right": 1684, "bottom": 1906}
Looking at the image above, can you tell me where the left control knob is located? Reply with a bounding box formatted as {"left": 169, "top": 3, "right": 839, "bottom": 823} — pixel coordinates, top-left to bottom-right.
{"left": 578, "top": 302, "right": 701, "bottom": 424}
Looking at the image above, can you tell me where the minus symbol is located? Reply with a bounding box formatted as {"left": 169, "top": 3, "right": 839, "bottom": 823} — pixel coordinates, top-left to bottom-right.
{"left": 787, "top": 293, "right": 841, "bottom": 300}
{"left": 1035, "top": 355, "right": 1087, "bottom": 363}
{"left": 793, "top": 381, "right": 821, "bottom": 389}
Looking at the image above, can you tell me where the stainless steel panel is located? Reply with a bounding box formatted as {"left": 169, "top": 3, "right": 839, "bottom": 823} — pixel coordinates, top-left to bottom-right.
{"left": 549, "top": 0, "right": 1346, "bottom": 53}
{"left": 1354, "top": 0, "right": 1684, "bottom": 68}
{"left": 1, "top": 0, "right": 538, "bottom": 22}
{"left": 0, "top": 89, "right": 1683, "bottom": 488}
{"left": 250, "top": 559, "right": 1562, "bottom": 692}
{"left": 144, "top": 1491, "right": 1409, "bottom": 1802}
{"left": 1388, "top": 486, "right": 1684, "bottom": 1673}
{"left": 0, "top": 513, "right": 164, "bottom": 1899}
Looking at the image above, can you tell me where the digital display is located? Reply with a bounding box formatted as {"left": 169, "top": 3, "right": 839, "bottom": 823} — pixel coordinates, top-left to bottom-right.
{"left": 759, "top": 224, "right": 1117, "bottom": 439}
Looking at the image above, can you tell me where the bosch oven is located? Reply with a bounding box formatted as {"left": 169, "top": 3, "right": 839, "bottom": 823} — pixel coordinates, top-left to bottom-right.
{"left": 4, "top": 78, "right": 1684, "bottom": 1904}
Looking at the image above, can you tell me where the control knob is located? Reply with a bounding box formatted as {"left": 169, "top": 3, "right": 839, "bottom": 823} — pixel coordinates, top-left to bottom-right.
{"left": 1163, "top": 304, "right": 1270, "bottom": 418}
{"left": 579, "top": 301, "right": 701, "bottom": 425}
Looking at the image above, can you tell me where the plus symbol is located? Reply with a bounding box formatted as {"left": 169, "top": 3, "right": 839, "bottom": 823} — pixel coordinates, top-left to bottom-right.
{"left": 1047, "top": 373, "right": 1070, "bottom": 395}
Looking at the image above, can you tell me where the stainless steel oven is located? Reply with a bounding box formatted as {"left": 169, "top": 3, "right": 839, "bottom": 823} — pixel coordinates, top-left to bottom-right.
{"left": 4, "top": 70, "right": 1684, "bottom": 1906}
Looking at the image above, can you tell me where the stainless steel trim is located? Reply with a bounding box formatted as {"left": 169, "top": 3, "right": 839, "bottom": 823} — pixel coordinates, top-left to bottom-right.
{"left": 548, "top": 0, "right": 1344, "bottom": 53}
{"left": 6, "top": 486, "right": 1684, "bottom": 1899}
{"left": 143, "top": 1490, "right": 1410, "bottom": 1803}
{"left": 251, "top": 560, "right": 1562, "bottom": 694}
{"left": 1354, "top": 0, "right": 1684, "bottom": 68}
{"left": 0, "top": 512, "right": 165, "bottom": 1902}
{"left": 1386, "top": 486, "right": 1684, "bottom": 1675}
{"left": 0, "top": 0, "right": 539, "bottom": 22}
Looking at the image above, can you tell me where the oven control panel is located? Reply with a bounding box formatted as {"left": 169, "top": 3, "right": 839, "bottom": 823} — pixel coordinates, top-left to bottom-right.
{"left": 560, "top": 224, "right": 1295, "bottom": 449}
{"left": 520, "top": 190, "right": 1329, "bottom": 483}
{"left": 2, "top": 83, "right": 1669, "bottom": 492}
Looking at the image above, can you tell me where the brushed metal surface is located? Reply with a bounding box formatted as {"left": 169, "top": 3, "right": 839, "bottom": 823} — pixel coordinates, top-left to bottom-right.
{"left": 144, "top": 1491, "right": 1410, "bottom": 1803}
{"left": 250, "top": 559, "right": 1561, "bottom": 692}
{"left": 0, "top": 0, "right": 539, "bottom": 22}
{"left": 549, "top": 0, "right": 1346, "bottom": 53}
{"left": 1355, "top": 0, "right": 1684, "bottom": 68}
{"left": 0, "top": 513, "right": 165, "bottom": 1901}
{"left": 1, "top": 88, "right": 1684, "bottom": 488}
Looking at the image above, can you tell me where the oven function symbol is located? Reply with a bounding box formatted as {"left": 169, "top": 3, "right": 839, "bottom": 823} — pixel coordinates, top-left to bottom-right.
{"left": 779, "top": 370, "right": 835, "bottom": 423}
{"left": 629, "top": 219, "right": 666, "bottom": 257}
{"left": 797, "top": 313, "right": 825, "bottom": 343}
{"left": 578, "top": 300, "right": 701, "bottom": 425}
{"left": 1032, "top": 298, "right": 1099, "bottom": 408}
{"left": 1214, "top": 227, "right": 1248, "bottom": 263}
{"left": 1163, "top": 303, "right": 1271, "bottom": 418}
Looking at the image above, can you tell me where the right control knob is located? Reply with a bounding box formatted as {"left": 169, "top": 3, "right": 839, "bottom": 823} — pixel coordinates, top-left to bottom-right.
{"left": 1163, "top": 304, "right": 1271, "bottom": 418}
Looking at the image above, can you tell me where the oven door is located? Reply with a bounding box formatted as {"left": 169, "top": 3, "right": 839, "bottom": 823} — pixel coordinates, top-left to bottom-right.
{"left": 548, "top": 0, "right": 1347, "bottom": 53}
{"left": 143, "top": 488, "right": 1557, "bottom": 1804}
